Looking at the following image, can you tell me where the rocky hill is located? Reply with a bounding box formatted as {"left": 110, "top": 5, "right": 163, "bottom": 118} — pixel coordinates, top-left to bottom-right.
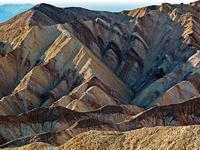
{"left": 0, "top": 1, "right": 200, "bottom": 149}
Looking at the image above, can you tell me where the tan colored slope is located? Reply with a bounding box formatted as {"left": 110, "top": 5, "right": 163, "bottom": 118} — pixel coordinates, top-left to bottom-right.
{"left": 0, "top": 25, "right": 61, "bottom": 99}
{"left": 61, "top": 126, "right": 200, "bottom": 150}
{"left": 0, "top": 10, "right": 32, "bottom": 43}
{"left": 118, "top": 97, "right": 200, "bottom": 131}
{"left": 8, "top": 125, "right": 200, "bottom": 150}
{"left": 0, "top": 1, "right": 199, "bottom": 113}
{"left": 5, "top": 142, "right": 54, "bottom": 150}
{"left": 157, "top": 80, "right": 199, "bottom": 106}
{"left": 51, "top": 75, "right": 137, "bottom": 112}
{"left": 0, "top": 104, "right": 142, "bottom": 148}
{"left": 0, "top": 26, "right": 133, "bottom": 115}
{"left": 127, "top": 5, "right": 159, "bottom": 18}
{"left": 1, "top": 2, "right": 200, "bottom": 148}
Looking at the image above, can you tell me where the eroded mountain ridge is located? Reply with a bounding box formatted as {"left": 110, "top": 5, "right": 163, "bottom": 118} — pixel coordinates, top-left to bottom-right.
{"left": 0, "top": 1, "right": 200, "bottom": 149}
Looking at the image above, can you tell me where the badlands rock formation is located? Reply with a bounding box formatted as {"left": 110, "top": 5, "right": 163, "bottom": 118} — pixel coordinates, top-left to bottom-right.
{"left": 5, "top": 126, "right": 200, "bottom": 150}
{"left": 0, "top": 1, "right": 200, "bottom": 149}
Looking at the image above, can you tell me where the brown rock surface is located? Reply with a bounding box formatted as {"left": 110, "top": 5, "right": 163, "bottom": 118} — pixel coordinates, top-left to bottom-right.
{"left": 0, "top": 1, "right": 200, "bottom": 149}
{"left": 6, "top": 125, "right": 200, "bottom": 150}
{"left": 59, "top": 126, "right": 200, "bottom": 150}
{"left": 118, "top": 97, "right": 200, "bottom": 131}
{"left": 157, "top": 81, "right": 199, "bottom": 106}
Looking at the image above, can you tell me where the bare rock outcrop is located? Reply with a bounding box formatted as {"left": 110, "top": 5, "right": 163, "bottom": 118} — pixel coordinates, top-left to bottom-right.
{"left": 0, "top": 1, "right": 200, "bottom": 148}
{"left": 6, "top": 126, "right": 200, "bottom": 150}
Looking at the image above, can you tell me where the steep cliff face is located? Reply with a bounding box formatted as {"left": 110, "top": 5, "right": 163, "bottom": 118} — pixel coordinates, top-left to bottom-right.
{"left": 0, "top": 1, "right": 200, "bottom": 149}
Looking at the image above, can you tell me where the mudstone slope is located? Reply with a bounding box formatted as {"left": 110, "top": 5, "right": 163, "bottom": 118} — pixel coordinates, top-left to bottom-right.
{"left": 0, "top": 1, "right": 200, "bottom": 149}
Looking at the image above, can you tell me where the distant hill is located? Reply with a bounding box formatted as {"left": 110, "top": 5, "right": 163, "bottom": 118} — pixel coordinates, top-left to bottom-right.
{"left": 0, "top": 4, "right": 33, "bottom": 23}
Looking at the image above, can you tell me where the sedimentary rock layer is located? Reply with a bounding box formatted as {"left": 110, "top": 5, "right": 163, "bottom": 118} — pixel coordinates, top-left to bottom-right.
{"left": 6, "top": 125, "right": 200, "bottom": 150}
{"left": 0, "top": 1, "right": 200, "bottom": 148}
